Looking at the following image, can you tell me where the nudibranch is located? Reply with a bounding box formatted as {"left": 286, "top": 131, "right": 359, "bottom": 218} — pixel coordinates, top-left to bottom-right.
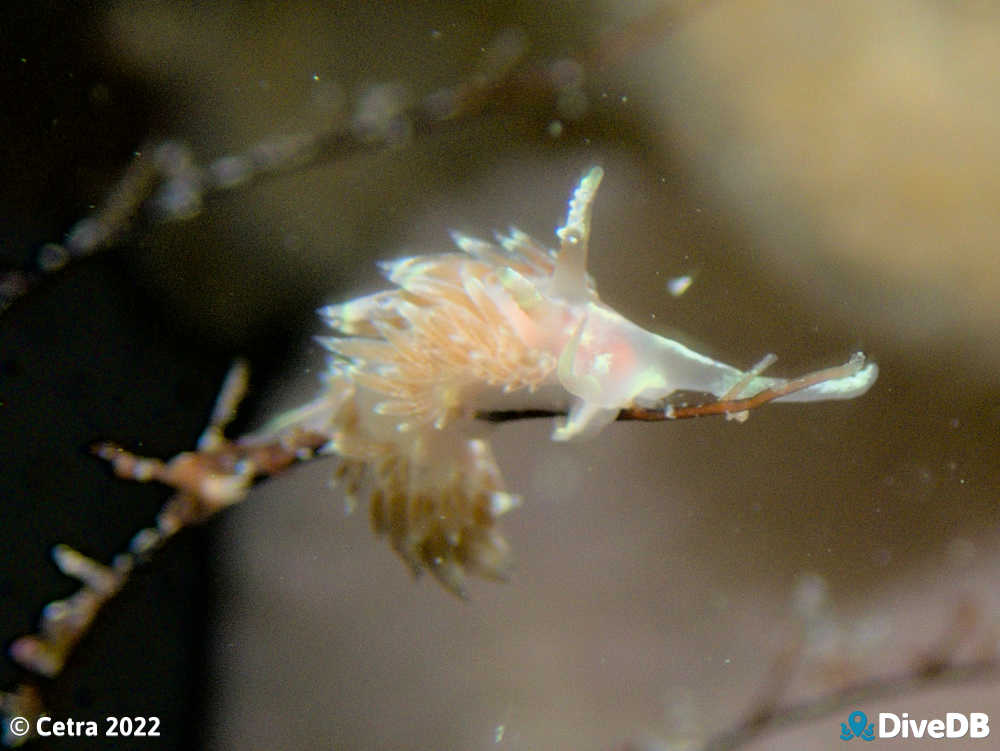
{"left": 266, "top": 167, "right": 877, "bottom": 595}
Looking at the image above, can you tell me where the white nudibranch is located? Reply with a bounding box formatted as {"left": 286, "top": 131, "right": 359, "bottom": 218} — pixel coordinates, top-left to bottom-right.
{"left": 275, "top": 167, "right": 877, "bottom": 595}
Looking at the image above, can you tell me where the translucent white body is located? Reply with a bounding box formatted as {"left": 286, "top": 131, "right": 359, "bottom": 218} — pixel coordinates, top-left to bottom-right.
{"left": 270, "top": 167, "right": 877, "bottom": 592}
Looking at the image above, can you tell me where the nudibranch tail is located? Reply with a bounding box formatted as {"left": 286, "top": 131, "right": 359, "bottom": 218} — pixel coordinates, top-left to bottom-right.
{"left": 771, "top": 354, "right": 878, "bottom": 402}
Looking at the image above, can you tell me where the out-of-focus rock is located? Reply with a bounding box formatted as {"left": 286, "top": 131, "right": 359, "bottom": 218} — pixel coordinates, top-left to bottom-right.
{"left": 622, "top": 0, "right": 1000, "bottom": 364}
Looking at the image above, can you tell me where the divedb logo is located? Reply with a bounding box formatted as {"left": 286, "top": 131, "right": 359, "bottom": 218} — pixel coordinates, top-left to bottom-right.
{"left": 840, "top": 710, "right": 990, "bottom": 741}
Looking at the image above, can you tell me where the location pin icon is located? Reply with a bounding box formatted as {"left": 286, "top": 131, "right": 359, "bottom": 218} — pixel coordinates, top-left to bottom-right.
{"left": 848, "top": 711, "right": 868, "bottom": 738}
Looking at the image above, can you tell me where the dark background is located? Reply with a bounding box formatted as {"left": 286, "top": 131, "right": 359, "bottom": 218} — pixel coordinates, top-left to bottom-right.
{"left": 2, "top": 4, "right": 216, "bottom": 749}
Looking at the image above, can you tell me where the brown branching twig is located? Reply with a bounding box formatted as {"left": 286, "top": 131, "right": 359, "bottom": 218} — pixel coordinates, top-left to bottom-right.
{"left": 0, "top": 1, "right": 719, "bottom": 316}
{"left": 697, "top": 656, "right": 1000, "bottom": 751}
{"left": 0, "top": 361, "right": 327, "bottom": 746}
{"left": 480, "top": 353, "right": 869, "bottom": 424}
{"left": 0, "top": 346, "right": 883, "bottom": 747}
{"left": 0, "top": 28, "right": 532, "bottom": 315}
{"left": 0, "top": 27, "right": 537, "bottom": 316}
{"left": 2, "top": 354, "right": 995, "bottom": 748}
{"left": 0, "top": 347, "right": 873, "bottom": 744}
{"left": 684, "top": 591, "right": 999, "bottom": 751}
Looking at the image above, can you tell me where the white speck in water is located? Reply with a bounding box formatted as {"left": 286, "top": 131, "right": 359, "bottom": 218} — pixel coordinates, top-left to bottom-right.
{"left": 667, "top": 275, "right": 693, "bottom": 297}
{"left": 494, "top": 725, "right": 505, "bottom": 743}
{"left": 547, "top": 120, "right": 563, "bottom": 138}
